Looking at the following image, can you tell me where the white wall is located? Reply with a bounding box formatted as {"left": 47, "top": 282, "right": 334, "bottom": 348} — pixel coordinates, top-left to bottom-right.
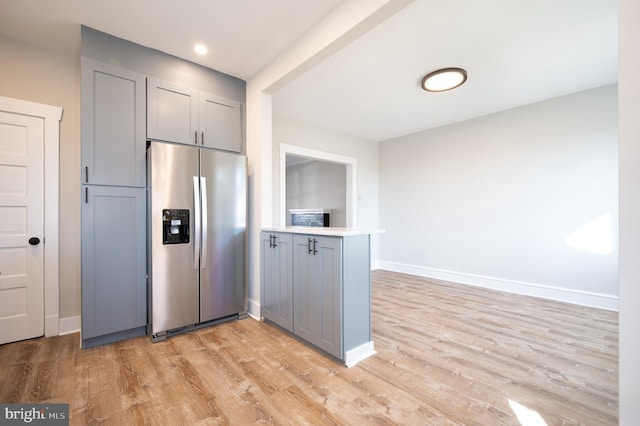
{"left": 0, "top": 34, "right": 81, "bottom": 321}
{"left": 246, "top": 0, "right": 413, "bottom": 317}
{"left": 379, "top": 85, "right": 618, "bottom": 309}
{"left": 272, "top": 114, "right": 380, "bottom": 259}
{"left": 618, "top": 0, "right": 640, "bottom": 421}
{"left": 273, "top": 115, "right": 379, "bottom": 227}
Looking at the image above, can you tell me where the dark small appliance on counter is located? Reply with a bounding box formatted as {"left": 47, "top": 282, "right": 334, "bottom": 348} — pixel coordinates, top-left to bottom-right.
{"left": 289, "top": 209, "right": 331, "bottom": 227}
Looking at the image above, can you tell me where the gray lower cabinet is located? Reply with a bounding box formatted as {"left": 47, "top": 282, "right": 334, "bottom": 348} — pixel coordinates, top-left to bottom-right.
{"left": 293, "top": 235, "right": 343, "bottom": 359}
{"left": 262, "top": 231, "right": 373, "bottom": 365}
{"left": 261, "top": 232, "right": 293, "bottom": 331}
{"left": 81, "top": 186, "right": 147, "bottom": 347}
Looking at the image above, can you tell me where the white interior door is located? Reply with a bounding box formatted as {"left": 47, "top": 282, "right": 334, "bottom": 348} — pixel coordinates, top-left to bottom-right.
{"left": 0, "top": 110, "right": 44, "bottom": 344}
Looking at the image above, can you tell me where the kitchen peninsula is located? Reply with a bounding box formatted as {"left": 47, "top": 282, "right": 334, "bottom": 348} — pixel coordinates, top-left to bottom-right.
{"left": 261, "top": 227, "right": 382, "bottom": 367}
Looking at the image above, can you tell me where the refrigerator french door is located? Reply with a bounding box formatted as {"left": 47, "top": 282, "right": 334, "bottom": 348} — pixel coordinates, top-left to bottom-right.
{"left": 147, "top": 141, "right": 247, "bottom": 340}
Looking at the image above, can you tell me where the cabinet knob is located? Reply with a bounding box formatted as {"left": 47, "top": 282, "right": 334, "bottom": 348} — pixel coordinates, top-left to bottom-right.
{"left": 29, "top": 237, "right": 41, "bottom": 246}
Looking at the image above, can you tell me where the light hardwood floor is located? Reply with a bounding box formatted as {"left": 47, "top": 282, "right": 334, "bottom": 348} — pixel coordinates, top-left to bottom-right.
{"left": 0, "top": 270, "right": 618, "bottom": 425}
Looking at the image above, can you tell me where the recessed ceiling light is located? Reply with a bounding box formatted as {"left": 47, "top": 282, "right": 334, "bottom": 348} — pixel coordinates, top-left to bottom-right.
{"left": 422, "top": 68, "right": 467, "bottom": 92}
{"left": 194, "top": 44, "right": 208, "bottom": 55}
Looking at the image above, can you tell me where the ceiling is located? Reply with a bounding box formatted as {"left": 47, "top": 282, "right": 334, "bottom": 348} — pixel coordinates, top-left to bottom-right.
{"left": 273, "top": 0, "right": 618, "bottom": 141}
{"left": 0, "top": 0, "right": 343, "bottom": 80}
{"left": 0, "top": 0, "right": 617, "bottom": 142}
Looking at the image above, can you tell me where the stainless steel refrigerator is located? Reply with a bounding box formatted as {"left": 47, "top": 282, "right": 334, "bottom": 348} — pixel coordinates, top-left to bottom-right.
{"left": 147, "top": 141, "right": 247, "bottom": 341}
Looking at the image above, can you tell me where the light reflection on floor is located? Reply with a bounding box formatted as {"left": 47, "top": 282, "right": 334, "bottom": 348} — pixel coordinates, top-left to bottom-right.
{"left": 508, "top": 399, "right": 548, "bottom": 426}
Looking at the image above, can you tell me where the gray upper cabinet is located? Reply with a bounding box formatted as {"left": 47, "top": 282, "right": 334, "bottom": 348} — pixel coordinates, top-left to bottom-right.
{"left": 200, "top": 93, "right": 242, "bottom": 152}
{"left": 81, "top": 185, "right": 147, "bottom": 343}
{"left": 81, "top": 57, "right": 146, "bottom": 187}
{"left": 146, "top": 77, "right": 198, "bottom": 145}
{"left": 148, "top": 77, "right": 243, "bottom": 152}
{"left": 261, "top": 232, "right": 293, "bottom": 332}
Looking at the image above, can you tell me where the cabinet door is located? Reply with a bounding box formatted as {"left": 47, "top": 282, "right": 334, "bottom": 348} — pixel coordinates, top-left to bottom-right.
{"left": 293, "top": 235, "right": 314, "bottom": 343}
{"left": 81, "top": 186, "right": 147, "bottom": 340}
{"left": 313, "top": 237, "right": 343, "bottom": 358}
{"left": 261, "top": 232, "right": 293, "bottom": 331}
{"left": 293, "top": 235, "right": 343, "bottom": 359}
{"left": 81, "top": 58, "right": 146, "bottom": 187}
{"left": 147, "top": 77, "right": 199, "bottom": 145}
{"left": 199, "top": 91, "right": 243, "bottom": 152}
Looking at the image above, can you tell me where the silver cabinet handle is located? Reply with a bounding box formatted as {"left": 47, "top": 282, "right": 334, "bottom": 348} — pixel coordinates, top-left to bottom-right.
{"left": 201, "top": 131, "right": 204, "bottom": 146}
{"left": 194, "top": 130, "right": 198, "bottom": 145}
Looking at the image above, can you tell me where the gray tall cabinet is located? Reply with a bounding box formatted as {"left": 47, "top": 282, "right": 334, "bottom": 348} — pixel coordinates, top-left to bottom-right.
{"left": 79, "top": 26, "right": 246, "bottom": 349}
{"left": 81, "top": 58, "right": 147, "bottom": 348}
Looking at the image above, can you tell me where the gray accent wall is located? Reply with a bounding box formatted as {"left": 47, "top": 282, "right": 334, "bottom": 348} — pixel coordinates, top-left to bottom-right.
{"left": 81, "top": 26, "right": 245, "bottom": 103}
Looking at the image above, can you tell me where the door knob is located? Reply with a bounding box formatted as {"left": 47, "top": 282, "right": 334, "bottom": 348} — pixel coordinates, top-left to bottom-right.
{"left": 28, "top": 237, "right": 40, "bottom": 246}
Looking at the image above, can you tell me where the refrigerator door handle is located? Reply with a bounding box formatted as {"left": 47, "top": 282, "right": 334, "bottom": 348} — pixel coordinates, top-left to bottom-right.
{"left": 200, "top": 176, "right": 208, "bottom": 269}
{"left": 193, "top": 176, "right": 200, "bottom": 270}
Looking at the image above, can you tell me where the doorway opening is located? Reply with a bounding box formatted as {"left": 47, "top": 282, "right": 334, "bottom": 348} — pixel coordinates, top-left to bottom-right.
{"left": 279, "top": 144, "right": 356, "bottom": 228}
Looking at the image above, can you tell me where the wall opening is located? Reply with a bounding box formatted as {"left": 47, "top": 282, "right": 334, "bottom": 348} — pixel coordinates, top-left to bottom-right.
{"left": 279, "top": 144, "right": 356, "bottom": 228}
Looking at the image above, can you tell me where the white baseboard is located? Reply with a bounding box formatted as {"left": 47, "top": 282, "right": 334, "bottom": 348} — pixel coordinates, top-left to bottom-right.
{"left": 44, "top": 314, "right": 59, "bottom": 337}
{"left": 344, "top": 341, "right": 376, "bottom": 367}
{"left": 247, "top": 298, "right": 261, "bottom": 320}
{"left": 378, "top": 261, "right": 619, "bottom": 311}
{"left": 58, "top": 316, "right": 81, "bottom": 335}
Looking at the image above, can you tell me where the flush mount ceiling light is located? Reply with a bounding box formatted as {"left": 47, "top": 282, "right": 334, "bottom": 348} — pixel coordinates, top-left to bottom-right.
{"left": 422, "top": 67, "right": 467, "bottom": 92}
{"left": 194, "top": 44, "right": 208, "bottom": 55}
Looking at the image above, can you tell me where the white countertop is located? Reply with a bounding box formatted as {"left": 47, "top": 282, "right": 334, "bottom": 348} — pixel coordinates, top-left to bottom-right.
{"left": 262, "top": 227, "right": 385, "bottom": 237}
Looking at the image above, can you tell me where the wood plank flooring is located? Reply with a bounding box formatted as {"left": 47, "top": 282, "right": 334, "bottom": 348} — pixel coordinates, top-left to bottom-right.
{"left": 0, "top": 270, "right": 618, "bottom": 425}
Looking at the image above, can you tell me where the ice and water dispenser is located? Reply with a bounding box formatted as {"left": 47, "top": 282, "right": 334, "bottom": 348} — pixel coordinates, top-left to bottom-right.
{"left": 162, "top": 209, "right": 190, "bottom": 245}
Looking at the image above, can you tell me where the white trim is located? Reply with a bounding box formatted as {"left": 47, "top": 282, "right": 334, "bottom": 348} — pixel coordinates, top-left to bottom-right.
{"left": 247, "top": 298, "right": 261, "bottom": 320}
{"left": 379, "top": 261, "right": 619, "bottom": 311}
{"left": 0, "top": 96, "right": 62, "bottom": 337}
{"left": 279, "top": 143, "right": 357, "bottom": 228}
{"left": 58, "top": 316, "right": 81, "bottom": 335}
{"left": 344, "top": 341, "right": 376, "bottom": 367}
